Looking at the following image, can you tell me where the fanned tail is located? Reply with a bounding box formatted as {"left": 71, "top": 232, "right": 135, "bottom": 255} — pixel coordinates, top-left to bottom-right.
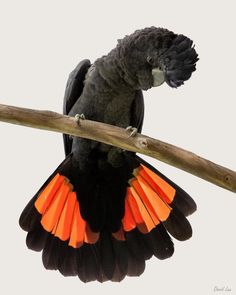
{"left": 19, "top": 154, "right": 196, "bottom": 282}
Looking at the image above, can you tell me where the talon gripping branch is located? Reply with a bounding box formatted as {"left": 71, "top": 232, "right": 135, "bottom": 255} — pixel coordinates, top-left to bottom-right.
{"left": 19, "top": 27, "right": 199, "bottom": 282}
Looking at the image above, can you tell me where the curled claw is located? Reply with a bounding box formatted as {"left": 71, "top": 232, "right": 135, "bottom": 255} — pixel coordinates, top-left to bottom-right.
{"left": 70, "top": 114, "right": 86, "bottom": 139}
{"left": 126, "top": 126, "right": 138, "bottom": 138}
{"left": 75, "top": 113, "right": 85, "bottom": 124}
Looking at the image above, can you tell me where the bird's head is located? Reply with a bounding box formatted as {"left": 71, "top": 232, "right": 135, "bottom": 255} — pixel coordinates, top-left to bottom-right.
{"left": 117, "top": 27, "right": 199, "bottom": 90}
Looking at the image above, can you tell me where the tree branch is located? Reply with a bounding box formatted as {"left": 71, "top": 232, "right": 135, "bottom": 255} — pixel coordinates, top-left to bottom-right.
{"left": 0, "top": 103, "right": 235, "bottom": 193}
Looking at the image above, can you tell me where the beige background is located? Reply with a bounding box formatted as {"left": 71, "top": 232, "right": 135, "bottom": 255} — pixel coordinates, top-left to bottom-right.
{"left": 0, "top": 0, "right": 235, "bottom": 294}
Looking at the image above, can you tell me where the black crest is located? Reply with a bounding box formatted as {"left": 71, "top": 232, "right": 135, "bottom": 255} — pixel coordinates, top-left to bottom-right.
{"left": 160, "top": 34, "right": 199, "bottom": 88}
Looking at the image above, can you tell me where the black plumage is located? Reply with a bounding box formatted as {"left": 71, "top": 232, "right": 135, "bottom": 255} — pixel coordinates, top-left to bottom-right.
{"left": 19, "top": 26, "right": 198, "bottom": 282}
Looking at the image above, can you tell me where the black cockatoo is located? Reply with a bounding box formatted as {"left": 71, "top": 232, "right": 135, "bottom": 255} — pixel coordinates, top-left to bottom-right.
{"left": 19, "top": 27, "right": 198, "bottom": 282}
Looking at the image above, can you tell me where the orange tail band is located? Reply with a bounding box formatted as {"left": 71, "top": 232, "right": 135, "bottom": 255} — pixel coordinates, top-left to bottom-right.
{"left": 34, "top": 173, "right": 99, "bottom": 249}
{"left": 34, "top": 164, "right": 177, "bottom": 245}
{"left": 120, "top": 164, "right": 176, "bottom": 237}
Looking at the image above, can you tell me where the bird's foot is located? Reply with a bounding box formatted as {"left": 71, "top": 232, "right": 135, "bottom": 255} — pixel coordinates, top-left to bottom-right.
{"left": 69, "top": 114, "right": 86, "bottom": 139}
{"left": 126, "top": 126, "right": 138, "bottom": 138}
{"left": 75, "top": 113, "right": 85, "bottom": 125}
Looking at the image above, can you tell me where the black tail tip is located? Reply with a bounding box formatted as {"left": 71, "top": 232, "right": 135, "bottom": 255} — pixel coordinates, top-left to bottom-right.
{"left": 163, "top": 34, "right": 199, "bottom": 88}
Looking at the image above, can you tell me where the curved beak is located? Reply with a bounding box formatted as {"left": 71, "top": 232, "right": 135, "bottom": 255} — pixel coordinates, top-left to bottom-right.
{"left": 152, "top": 68, "right": 165, "bottom": 87}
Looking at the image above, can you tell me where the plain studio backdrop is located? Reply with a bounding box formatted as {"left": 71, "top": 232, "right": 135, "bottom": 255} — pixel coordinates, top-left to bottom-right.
{"left": 0, "top": 1, "right": 235, "bottom": 294}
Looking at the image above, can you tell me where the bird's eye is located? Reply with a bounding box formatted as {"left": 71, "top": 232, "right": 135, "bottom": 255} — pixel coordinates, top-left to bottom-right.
{"left": 147, "top": 56, "right": 153, "bottom": 65}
